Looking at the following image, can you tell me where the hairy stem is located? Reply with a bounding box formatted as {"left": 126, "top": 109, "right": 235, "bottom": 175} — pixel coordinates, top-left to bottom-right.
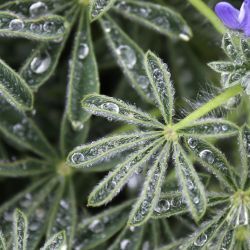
{"left": 174, "top": 84, "right": 243, "bottom": 130}
{"left": 187, "top": 0, "right": 226, "bottom": 34}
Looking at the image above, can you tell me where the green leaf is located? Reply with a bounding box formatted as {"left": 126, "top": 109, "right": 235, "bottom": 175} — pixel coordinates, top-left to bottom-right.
{"left": 19, "top": 6, "right": 78, "bottom": 90}
{"left": 0, "top": 231, "right": 6, "bottom": 250}
{"left": 214, "top": 227, "right": 235, "bottom": 250}
{"left": 88, "top": 138, "right": 164, "bottom": 206}
{"left": 178, "top": 119, "right": 239, "bottom": 138}
{"left": 0, "top": 96, "right": 56, "bottom": 160}
{"left": 240, "top": 36, "right": 250, "bottom": 60}
{"left": 184, "top": 137, "right": 236, "bottom": 191}
{"left": 222, "top": 32, "right": 240, "bottom": 61}
{"left": 174, "top": 144, "right": 207, "bottom": 222}
{"left": 66, "top": 7, "right": 99, "bottom": 128}
{"left": 238, "top": 125, "right": 250, "bottom": 189}
{"left": 99, "top": 15, "right": 153, "bottom": 102}
{"left": 82, "top": 94, "right": 164, "bottom": 128}
{"left": 0, "top": 158, "right": 51, "bottom": 177}
{"left": 112, "top": 0, "right": 192, "bottom": 41}
{"left": 89, "top": 0, "right": 116, "bottom": 21}
{"left": 42, "top": 231, "right": 66, "bottom": 250}
{"left": 208, "top": 61, "right": 235, "bottom": 73}
{"left": 46, "top": 180, "right": 76, "bottom": 249}
{"left": 128, "top": 143, "right": 170, "bottom": 226}
{"left": 0, "top": 11, "right": 68, "bottom": 40}
{"left": 60, "top": 113, "right": 90, "bottom": 158}
{"left": 74, "top": 201, "right": 132, "bottom": 250}
{"left": 108, "top": 225, "right": 144, "bottom": 250}
{"left": 67, "top": 131, "right": 162, "bottom": 168}
{"left": 13, "top": 209, "right": 28, "bottom": 250}
{"left": 145, "top": 51, "right": 174, "bottom": 124}
{"left": 0, "top": 59, "right": 33, "bottom": 111}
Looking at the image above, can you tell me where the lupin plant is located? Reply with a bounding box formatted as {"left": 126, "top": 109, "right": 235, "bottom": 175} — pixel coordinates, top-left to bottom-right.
{"left": 0, "top": 0, "right": 250, "bottom": 249}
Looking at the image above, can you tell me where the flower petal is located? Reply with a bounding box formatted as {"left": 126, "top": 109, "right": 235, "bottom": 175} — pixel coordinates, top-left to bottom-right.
{"left": 239, "top": 0, "right": 250, "bottom": 36}
{"left": 215, "top": 2, "right": 240, "bottom": 29}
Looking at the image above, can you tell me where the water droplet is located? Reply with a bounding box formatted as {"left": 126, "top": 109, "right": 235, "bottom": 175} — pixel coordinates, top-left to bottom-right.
{"left": 116, "top": 45, "right": 136, "bottom": 69}
{"left": 43, "top": 21, "right": 55, "bottom": 33}
{"left": 29, "top": 2, "right": 48, "bottom": 17}
{"left": 120, "top": 239, "right": 131, "bottom": 250}
{"left": 72, "top": 121, "right": 84, "bottom": 131}
{"left": 154, "top": 199, "right": 170, "bottom": 213}
{"left": 30, "top": 23, "right": 42, "bottom": 32}
{"left": 194, "top": 233, "right": 207, "bottom": 246}
{"left": 137, "top": 75, "right": 150, "bottom": 89}
{"left": 100, "top": 102, "right": 119, "bottom": 113}
{"left": 179, "top": 32, "right": 190, "bottom": 41}
{"left": 9, "top": 19, "right": 24, "bottom": 31}
{"left": 88, "top": 219, "right": 104, "bottom": 233}
{"left": 30, "top": 52, "right": 51, "bottom": 74}
{"left": 199, "top": 149, "right": 214, "bottom": 164}
{"left": 187, "top": 179, "right": 194, "bottom": 190}
{"left": 221, "top": 125, "right": 228, "bottom": 131}
{"left": 71, "top": 152, "right": 84, "bottom": 164}
{"left": 188, "top": 138, "right": 198, "bottom": 149}
{"left": 193, "top": 196, "right": 199, "bottom": 204}
{"left": 102, "top": 20, "right": 111, "bottom": 32}
{"left": 78, "top": 43, "right": 89, "bottom": 60}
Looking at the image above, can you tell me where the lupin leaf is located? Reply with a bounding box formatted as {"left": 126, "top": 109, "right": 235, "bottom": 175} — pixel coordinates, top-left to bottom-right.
{"left": 240, "top": 36, "right": 250, "bottom": 61}
{"left": 184, "top": 137, "right": 236, "bottom": 191}
{"left": 0, "top": 59, "right": 33, "bottom": 111}
{"left": 89, "top": 0, "right": 116, "bottom": 21}
{"left": 0, "top": 96, "right": 56, "bottom": 160}
{"left": 108, "top": 225, "right": 144, "bottom": 250}
{"left": 215, "top": 227, "right": 235, "bottom": 250}
{"left": 208, "top": 61, "right": 235, "bottom": 73}
{"left": 19, "top": 6, "right": 78, "bottom": 90}
{"left": 74, "top": 201, "right": 132, "bottom": 250}
{"left": 67, "top": 131, "right": 162, "bottom": 168}
{"left": 88, "top": 138, "right": 164, "bottom": 206}
{"left": 145, "top": 51, "right": 174, "bottom": 124}
{"left": 13, "top": 209, "right": 28, "bottom": 250}
{"left": 100, "top": 15, "right": 153, "bottom": 102}
{"left": 0, "top": 12, "right": 68, "bottom": 41}
{"left": 112, "top": 0, "right": 192, "bottom": 41}
{"left": 66, "top": 7, "right": 100, "bottom": 128}
{"left": 41, "top": 231, "right": 66, "bottom": 250}
{"left": 222, "top": 33, "right": 240, "bottom": 61}
{"left": 174, "top": 144, "right": 207, "bottom": 222}
{"left": 178, "top": 119, "right": 239, "bottom": 138}
{"left": 128, "top": 143, "right": 170, "bottom": 226}
{"left": 0, "top": 231, "right": 6, "bottom": 250}
{"left": 81, "top": 94, "right": 164, "bottom": 128}
{"left": 0, "top": 158, "right": 50, "bottom": 177}
{"left": 238, "top": 125, "right": 250, "bottom": 188}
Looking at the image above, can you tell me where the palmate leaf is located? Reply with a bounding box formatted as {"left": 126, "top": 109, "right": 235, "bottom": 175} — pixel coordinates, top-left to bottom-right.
{"left": 0, "top": 11, "right": 68, "bottom": 41}
{"left": 112, "top": 0, "right": 192, "bottom": 41}
{"left": 67, "top": 131, "right": 162, "bottom": 168}
{"left": 13, "top": 209, "right": 28, "bottom": 250}
{"left": 19, "top": 6, "right": 78, "bottom": 90}
{"left": 128, "top": 143, "right": 170, "bottom": 226}
{"left": 238, "top": 125, "right": 250, "bottom": 188}
{"left": 184, "top": 137, "right": 237, "bottom": 190}
{"left": 74, "top": 201, "right": 132, "bottom": 250}
{"left": 0, "top": 96, "right": 56, "bottom": 160}
{"left": 41, "top": 231, "right": 66, "bottom": 250}
{"left": 0, "top": 158, "right": 51, "bottom": 177}
{"left": 81, "top": 94, "right": 164, "bottom": 128}
{"left": 178, "top": 119, "right": 239, "bottom": 138}
{"left": 66, "top": 7, "right": 99, "bottom": 129}
{"left": 108, "top": 225, "right": 144, "bottom": 250}
{"left": 174, "top": 144, "right": 207, "bottom": 222}
{"left": 99, "top": 15, "right": 153, "bottom": 102}
{"left": 89, "top": 0, "right": 116, "bottom": 21}
{"left": 0, "top": 59, "right": 33, "bottom": 111}
{"left": 145, "top": 51, "right": 174, "bottom": 124}
{"left": 88, "top": 138, "right": 165, "bottom": 206}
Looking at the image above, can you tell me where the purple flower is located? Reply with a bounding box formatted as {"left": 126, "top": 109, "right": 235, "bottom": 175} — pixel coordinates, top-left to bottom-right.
{"left": 215, "top": 0, "right": 250, "bottom": 36}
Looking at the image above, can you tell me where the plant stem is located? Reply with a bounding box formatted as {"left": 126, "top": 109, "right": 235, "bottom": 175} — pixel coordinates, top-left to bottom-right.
{"left": 187, "top": 0, "right": 226, "bottom": 34}
{"left": 174, "top": 84, "right": 243, "bottom": 130}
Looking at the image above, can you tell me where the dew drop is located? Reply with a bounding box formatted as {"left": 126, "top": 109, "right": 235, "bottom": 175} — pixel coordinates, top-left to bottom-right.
{"left": 154, "top": 199, "right": 170, "bottom": 213}
{"left": 199, "top": 149, "right": 214, "bottom": 164}
{"left": 193, "top": 196, "right": 199, "bottom": 204}
{"left": 43, "top": 21, "right": 55, "bottom": 33}
{"left": 71, "top": 121, "right": 84, "bottom": 131}
{"left": 9, "top": 19, "right": 24, "bottom": 31}
{"left": 29, "top": 1, "right": 48, "bottom": 17}
{"left": 179, "top": 32, "right": 190, "bottom": 41}
{"left": 71, "top": 152, "right": 85, "bottom": 164}
{"left": 78, "top": 43, "right": 89, "bottom": 60}
{"left": 30, "top": 23, "right": 42, "bottom": 32}
{"left": 187, "top": 138, "right": 198, "bottom": 149}
{"left": 102, "top": 20, "right": 111, "bottom": 32}
{"left": 100, "top": 102, "right": 119, "bottom": 113}
{"left": 88, "top": 219, "right": 104, "bottom": 233}
{"left": 194, "top": 233, "right": 207, "bottom": 247}
{"left": 137, "top": 75, "right": 150, "bottom": 89}
{"left": 116, "top": 45, "right": 137, "bottom": 69}
{"left": 120, "top": 239, "right": 131, "bottom": 250}
{"left": 30, "top": 52, "right": 51, "bottom": 74}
